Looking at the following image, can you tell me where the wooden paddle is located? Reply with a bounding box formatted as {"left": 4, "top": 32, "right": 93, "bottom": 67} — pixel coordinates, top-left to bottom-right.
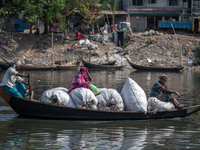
{"left": 28, "top": 74, "right": 31, "bottom": 99}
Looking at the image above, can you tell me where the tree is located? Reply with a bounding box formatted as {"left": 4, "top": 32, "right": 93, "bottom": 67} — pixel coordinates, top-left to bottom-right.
{"left": 0, "top": 0, "right": 80, "bottom": 34}
{"left": 106, "top": 0, "right": 118, "bottom": 31}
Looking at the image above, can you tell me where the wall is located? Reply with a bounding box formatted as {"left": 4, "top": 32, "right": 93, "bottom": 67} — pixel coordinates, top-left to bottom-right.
{"left": 123, "top": 0, "right": 188, "bottom": 10}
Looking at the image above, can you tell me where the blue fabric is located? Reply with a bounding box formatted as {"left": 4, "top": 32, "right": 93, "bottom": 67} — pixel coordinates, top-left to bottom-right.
{"left": 150, "top": 81, "right": 162, "bottom": 97}
{"left": 2, "top": 81, "right": 26, "bottom": 98}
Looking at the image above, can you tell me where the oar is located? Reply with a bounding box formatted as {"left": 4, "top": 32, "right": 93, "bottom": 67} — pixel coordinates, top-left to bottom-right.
{"left": 28, "top": 74, "right": 31, "bottom": 99}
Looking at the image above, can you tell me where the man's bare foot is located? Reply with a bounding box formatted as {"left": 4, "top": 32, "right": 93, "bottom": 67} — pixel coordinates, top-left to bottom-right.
{"left": 25, "top": 89, "right": 29, "bottom": 93}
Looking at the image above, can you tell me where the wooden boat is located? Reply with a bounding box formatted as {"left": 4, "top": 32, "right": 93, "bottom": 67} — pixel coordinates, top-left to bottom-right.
{"left": 125, "top": 57, "right": 184, "bottom": 71}
{"left": 0, "top": 61, "right": 79, "bottom": 70}
{"left": 101, "top": 60, "right": 116, "bottom": 65}
{"left": 0, "top": 87, "right": 199, "bottom": 120}
{"left": 78, "top": 56, "right": 124, "bottom": 70}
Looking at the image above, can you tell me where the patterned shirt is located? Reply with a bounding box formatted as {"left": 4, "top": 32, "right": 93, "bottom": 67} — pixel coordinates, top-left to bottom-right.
{"left": 150, "top": 81, "right": 163, "bottom": 97}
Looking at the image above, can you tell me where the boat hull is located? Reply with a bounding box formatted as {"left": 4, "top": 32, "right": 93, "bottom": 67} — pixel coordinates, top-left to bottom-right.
{"left": 0, "top": 87, "right": 199, "bottom": 120}
{"left": 0, "top": 61, "right": 79, "bottom": 70}
{"left": 125, "top": 57, "right": 184, "bottom": 71}
{"left": 78, "top": 56, "right": 124, "bottom": 70}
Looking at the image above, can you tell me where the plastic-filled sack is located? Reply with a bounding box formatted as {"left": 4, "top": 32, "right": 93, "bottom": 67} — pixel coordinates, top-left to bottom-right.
{"left": 40, "top": 87, "right": 75, "bottom": 108}
{"left": 121, "top": 77, "right": 147, "bottom": 114}
{"left": 69, "top": 88, "right": 98, "bottom": 110}
{"left": 96, "top": 88, "right": 124, "bottom": 111}
{"left": 148, "top": 97, "right": 175, "bottom": 114}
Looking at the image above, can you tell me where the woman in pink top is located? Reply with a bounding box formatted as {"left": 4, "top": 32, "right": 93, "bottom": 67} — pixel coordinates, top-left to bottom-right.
{"left": 68, "top": 67, "right": 92, "bottom": 93}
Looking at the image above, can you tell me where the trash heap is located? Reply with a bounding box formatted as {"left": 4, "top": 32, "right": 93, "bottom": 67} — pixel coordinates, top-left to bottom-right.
{"left": 141, "top": 29, "right": 163, "bottom": 36}
{"left": 0, "top": 31, "right": 27, "bottom": 58}
{"left": 24, "top": 34, "right": 79, "bottom": 65}
{"left": 89, "top": 33, "right": 114, "bottom": 45}
{"left": 126, "top": 34, "right": 199, "bottom": 67}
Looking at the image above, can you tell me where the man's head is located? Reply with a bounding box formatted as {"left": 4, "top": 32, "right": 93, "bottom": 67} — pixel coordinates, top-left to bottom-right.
{"left": 11, "top": 59, "right": 21, "bottom": 70}
{"left": 159, "top": 74, "right": 167, "bottom": 84}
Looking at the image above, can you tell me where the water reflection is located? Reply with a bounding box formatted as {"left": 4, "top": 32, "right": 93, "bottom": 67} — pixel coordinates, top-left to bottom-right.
{"left": 0, "top": 118, "right": 200, "bottom": 149}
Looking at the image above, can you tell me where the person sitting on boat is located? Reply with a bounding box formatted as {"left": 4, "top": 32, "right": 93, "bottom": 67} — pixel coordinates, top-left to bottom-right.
{"left": 1, "top": 59, "right": 30, "bottom": 98}
{"left": 68, "top": 67, "right": 93, "bottom": 93}
{"left": 150, "top": 74, "right": 186, "bottom": 109}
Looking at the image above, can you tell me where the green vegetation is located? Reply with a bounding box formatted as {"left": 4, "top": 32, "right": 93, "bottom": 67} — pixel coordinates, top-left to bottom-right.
{"left": 122, "top": 43, "right": 129, "bottom": 49}
{"left": 143, "top": 44, "right": 149, "bottom": 48}
{"left": 193, "top": 58, "right": 200, "bottom": 66}
{"left": 123, "top": 50, "right": 129, "bottom": 55}
{"left": 197, "top": 47, "right": 200, "bottom": 57}
{"left": 192, "top": 47, "right": 200, "bottom": 66}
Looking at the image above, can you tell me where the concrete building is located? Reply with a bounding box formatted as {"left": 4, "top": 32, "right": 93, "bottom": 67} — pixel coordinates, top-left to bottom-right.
{"left": 193, "top": 0, "right": 200, "bottom": 15}
{"left": 123, "top": 0, "right": 192, "bottom": 31}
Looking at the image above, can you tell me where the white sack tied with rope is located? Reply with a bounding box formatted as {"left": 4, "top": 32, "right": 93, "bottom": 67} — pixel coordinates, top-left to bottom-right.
{"left": 69, "top": 88, "right": 98, "bottom": 110}
{"left": 96, "top": 88, "right": 124, "bottom": 111}
{"left": 40, "top": 87, "right": 75, "bottom": 108}
{"left": 120, "top": 77, "right": 147, "bottom": 114}
{"left": 147, "top": 97, "right": 175, "bottom": 114}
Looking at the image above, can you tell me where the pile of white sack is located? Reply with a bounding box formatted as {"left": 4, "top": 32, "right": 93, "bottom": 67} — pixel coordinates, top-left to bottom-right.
{"left": 40, "top": 77, "right": 175, "bottom": 113}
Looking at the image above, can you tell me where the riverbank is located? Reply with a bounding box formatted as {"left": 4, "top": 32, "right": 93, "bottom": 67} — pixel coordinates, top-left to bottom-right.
{"left": 1, "top": 30, "right": 200, "bottom": 70}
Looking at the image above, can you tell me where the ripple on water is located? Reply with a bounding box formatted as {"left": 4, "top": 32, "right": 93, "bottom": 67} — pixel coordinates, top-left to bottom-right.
{"left": 0, "top": 114, "right": 18, "bottom": 121}
{"left": 0, "top": 106, "right": 12, "bottom": 111}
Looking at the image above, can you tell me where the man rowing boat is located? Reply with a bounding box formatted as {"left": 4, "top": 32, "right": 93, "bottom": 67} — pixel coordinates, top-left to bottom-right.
{"left": 1, "top": 59, "right": 30, "bottom": 98}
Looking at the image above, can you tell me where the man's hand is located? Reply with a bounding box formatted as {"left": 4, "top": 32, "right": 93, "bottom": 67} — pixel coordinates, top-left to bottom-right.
{"left": 175, "top": 92, "right": 181, "bottom": 98}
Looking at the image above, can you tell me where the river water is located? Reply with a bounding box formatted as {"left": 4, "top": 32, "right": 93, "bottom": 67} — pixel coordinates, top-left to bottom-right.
{"left": 0, "top": 69, "right": 200, "bottom": 149}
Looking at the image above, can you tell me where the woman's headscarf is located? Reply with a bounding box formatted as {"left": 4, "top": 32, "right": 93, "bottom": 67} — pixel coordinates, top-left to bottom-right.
{"left": 76, "top": 67, "right": 87, "bottom": 78}
{"left": 159, "top": 74, "right": 167, "bottom": 80}
{"left": 11, "top": 59, "right": 21, "bottom": 68}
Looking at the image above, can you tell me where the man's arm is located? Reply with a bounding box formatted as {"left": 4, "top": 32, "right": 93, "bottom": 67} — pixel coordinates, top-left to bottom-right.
{"left": 16, "top": 73, "right": 28, "bottom": 78}
{"left": 159, "top": 86, "right": 180, "bottom": 98}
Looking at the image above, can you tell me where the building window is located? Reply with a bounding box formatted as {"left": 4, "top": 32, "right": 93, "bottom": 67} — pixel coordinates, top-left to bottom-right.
{"left": 169, "top": 0, "right": 178, "bottom": 6}
{"left": 132, "top": 0, "right": 143, "bottom": 5}
{"left": 149, "top": 0, "right": 156, "bottom": 4}
{"left": 198, "top": 1, "right": 200, "bottom": 8}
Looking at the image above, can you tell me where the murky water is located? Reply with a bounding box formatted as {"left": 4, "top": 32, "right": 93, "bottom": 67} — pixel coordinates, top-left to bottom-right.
{"left": 1, "top": 69, "right": 200, "bottom": 149}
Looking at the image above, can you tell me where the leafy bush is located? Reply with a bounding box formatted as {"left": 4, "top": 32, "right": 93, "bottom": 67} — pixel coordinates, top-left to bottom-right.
{"left": 122, "top": 43, "right": 129, "bottom": 49}
{"left": 197, "top": 47, "right": 200, "bottom": 58}
{"left": 193, "top": 58, "right": 200, "bottom": 66}
{"left": 123, "top": 50, "right": 129, "bottom": 55}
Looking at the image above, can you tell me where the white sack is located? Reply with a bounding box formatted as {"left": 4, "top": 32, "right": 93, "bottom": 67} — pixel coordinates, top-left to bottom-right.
{"left": 147, "top": 97, "right": 175, "bottom": 114}
{"left": 96, "top": 89, "right": 124, "bottom": 111}
{"left": 40, "top": 87, "right": 75, "bottom": 108}
{"left": 69, "top": 88, "right": 98, "bottom": 110}
{"left": 78, "top": 40, "right": 85, "bottom": 45}
{"left": 85, "top": 39, "right": 91, "bottom": 45}
{"left": 121, "top": 77, "right": 147, "bottom": 114}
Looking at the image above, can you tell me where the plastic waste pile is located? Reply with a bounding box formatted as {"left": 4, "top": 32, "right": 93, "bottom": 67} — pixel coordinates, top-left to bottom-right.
{"left": 0, "top": 31, "right": 26, "bottom": 58}
{"left": 126, "top": 34, "right": 198, "bottom": 67}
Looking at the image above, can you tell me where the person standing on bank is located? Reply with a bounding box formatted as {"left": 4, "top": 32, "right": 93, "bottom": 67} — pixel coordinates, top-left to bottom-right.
{"left": 150, "top": 74, "right": 186, "bottom": 109}
{"left": 1, "top": 59, "right": 30, "bottom": 98}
